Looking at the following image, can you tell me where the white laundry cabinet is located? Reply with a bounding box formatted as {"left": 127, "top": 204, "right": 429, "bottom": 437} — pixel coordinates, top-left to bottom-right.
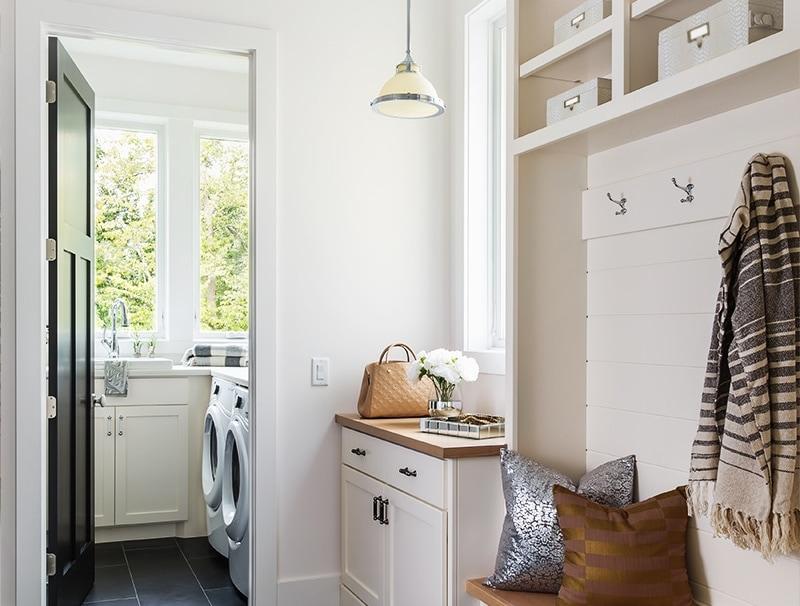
{"left": 336, "top": 415, "right": 506, "bottom": 606}
{"left": 93, "top": 377, "right": 190, "bottom": 528}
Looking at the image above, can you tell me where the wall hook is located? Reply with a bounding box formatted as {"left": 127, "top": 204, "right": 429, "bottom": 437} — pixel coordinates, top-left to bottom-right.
{"left": 671, "top": 177, "right": 695, "bottom": 204}
{"left": 607, "top": 193, "right": 627, "bottom": 216}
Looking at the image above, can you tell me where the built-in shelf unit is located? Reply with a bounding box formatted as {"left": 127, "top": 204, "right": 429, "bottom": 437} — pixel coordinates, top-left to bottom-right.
{"left": 507, "top": 0, "right": 799, "bottom": 476}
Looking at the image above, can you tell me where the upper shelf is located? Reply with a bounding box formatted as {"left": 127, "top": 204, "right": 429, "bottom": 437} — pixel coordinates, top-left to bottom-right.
{"left": 519, "top": 16, "right": 613, "bottom": 80}
{"left": 631, "top": 0, "right": 717, "bottom": 20}
{"left": 512, "top": 31, "right": 800, "bottom": 156}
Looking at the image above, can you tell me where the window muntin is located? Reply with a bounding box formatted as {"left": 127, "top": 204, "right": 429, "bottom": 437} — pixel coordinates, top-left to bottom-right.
{"left": 95, "top": 126, "right": 161, "bottom": 334}
{"left": 197, "top": 135, "right": 250, "bottom": 335}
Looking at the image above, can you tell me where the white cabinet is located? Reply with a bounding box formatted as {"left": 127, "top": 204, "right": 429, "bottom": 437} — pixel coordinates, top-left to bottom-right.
{"left": 115, "top": 405, "right": 189, "bottom": 525}
{"left": 384, "top": 483, "right": 446, "bottom": 606}
{"left": 94, "top": 407, "right": 116, "bottom": 528}
{"left": 339, "top": 425, "right": 504, "bottom": 606}
{"left": 342, "top": 466, "right": 386, "bottom": 606}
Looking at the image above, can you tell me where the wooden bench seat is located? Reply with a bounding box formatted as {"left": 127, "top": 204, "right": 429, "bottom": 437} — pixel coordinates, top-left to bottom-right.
{"left": 466, "top": 579, "right": 557, "bottom": 606}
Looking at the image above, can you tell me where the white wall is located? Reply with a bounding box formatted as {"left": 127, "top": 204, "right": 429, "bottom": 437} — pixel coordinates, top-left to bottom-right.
{"left": 1, "top": 1, "right": 453, "bottom": 604}
{"left": 584, "top": 89, "right": 800, "bottom": 606}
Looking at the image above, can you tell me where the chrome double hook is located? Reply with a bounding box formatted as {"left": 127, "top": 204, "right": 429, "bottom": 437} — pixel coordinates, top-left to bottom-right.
{"left": 671, "top": 177, "right": 695, "bottom": 204}
{"left": 607, "top": 193, "right": 627, "bottom": 216}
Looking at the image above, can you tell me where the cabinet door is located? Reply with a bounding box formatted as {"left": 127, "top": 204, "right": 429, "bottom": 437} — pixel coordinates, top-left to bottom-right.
{"left": 115, "top": 405, "right": 189, "bottom": 525}
{"left": 342, "top": 466, "right": 386, "bottom": 606}
{"left": 94, "top": 407, "right": 116, "bottom": 528}
{"left": 384, "top": 483, "right": 446, "bottom": 606}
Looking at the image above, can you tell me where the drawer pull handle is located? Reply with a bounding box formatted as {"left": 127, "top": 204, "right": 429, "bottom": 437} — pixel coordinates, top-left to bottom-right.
{"left": 687, "top": 22, "right": 710, "bottom": 47}
{"left": 373, "top": 496, "right": 380, "bottom": 521}
{"left": 399, "top": 467, "right": 417, "bottom": 477}
{"left": 351, "top": 448, "right": 366, "bottom": 457}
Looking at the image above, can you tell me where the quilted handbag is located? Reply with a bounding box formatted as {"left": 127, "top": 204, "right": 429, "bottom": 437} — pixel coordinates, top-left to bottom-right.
{"left": 357, "top": 343, "right": 435, "bottom": 418}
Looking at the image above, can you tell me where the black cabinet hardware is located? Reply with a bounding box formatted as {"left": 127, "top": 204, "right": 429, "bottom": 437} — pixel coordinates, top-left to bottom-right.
{"left": 351, "top": 448, "right": 366, "bottom": 456}
{"left": 379, "top": 497, "right": 389, "bottom": 525}
{"left": 373, "top": 496, "right": 380, "bottom": 521}
{"left": 399, "top": 467, "right": 417, "bottom": 477}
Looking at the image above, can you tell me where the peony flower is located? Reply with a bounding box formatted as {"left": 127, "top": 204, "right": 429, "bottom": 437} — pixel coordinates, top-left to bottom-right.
{"left": 455, "top": 356, "right": 479, "bottom": 382}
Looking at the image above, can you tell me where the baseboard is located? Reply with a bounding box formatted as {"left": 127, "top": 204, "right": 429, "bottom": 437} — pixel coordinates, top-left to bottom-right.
{"left": 96, "top": 523, "right": 206, "bottom": 544}
{"left": 277, "top": 573, "right": 340, "bottom": 606}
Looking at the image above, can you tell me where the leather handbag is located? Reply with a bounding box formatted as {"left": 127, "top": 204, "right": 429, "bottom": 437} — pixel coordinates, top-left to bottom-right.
{"left": 357, "top": 343, "right": 435, "bottom": 418}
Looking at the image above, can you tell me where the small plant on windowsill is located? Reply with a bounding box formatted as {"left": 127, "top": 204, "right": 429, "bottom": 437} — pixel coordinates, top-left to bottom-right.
{"left": 407, "top": 349, "right": 479, "bottom": 419}
{"left": 131, "top": 331, "right": 144, "bottom": 358}
{"left": 147, "top": 335, "right": 158, "bottom": 358}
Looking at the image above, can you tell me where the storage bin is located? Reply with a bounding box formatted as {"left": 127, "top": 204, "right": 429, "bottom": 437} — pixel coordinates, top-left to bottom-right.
{"left": 658, "top": 0, "right": 783, "bottom": 80}
{"left": 554, "top": 0, "right": 612, "bottom": 45}
{"left": 546, "top": 78, "right": 612, "bottom": 125}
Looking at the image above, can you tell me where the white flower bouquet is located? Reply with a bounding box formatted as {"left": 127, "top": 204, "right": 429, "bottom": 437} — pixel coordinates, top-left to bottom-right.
{"left": 407, "top": 348, "right": 480, "bottom": 402}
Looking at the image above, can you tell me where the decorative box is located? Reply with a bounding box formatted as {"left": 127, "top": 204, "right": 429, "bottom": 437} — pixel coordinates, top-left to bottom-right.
{"left": 658, "top": 0, "right": 784, "bottom": 80}
{"left": 546, "top": 77, "right": 612, "bottom": 125}
{"left": 554, "top": 0, "right": 612, "bottom": 45}
{"left": 419, "top": 414, "right": 505, "bottom": 440}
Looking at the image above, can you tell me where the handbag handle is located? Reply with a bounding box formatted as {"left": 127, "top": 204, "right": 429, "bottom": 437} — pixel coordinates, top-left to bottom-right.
{"left": 378, "top": 343, "right": 417, "bottom": 364}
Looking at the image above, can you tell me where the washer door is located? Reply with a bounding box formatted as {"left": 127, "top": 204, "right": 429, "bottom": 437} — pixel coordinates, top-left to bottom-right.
{"left": 202, "top": 406, "right": 226, "bottom": 509}
{"left": 222, "top": 419, "right": 250, "bottom": 543}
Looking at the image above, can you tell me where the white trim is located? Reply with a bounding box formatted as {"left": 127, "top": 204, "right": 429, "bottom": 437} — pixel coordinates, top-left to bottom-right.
{"left": 464, "top": 349, "right": 506, "bottom": 376}
{"left": 9, "top": 4, "right": 277, "bottom": 604}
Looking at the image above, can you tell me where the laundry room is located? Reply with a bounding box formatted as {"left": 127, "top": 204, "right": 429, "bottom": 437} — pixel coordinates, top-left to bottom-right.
{"left": 57, "top": 36, "right": 253, "bottom": 606}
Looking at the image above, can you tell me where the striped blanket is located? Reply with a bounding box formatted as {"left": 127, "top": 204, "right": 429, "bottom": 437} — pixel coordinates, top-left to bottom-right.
{"left": 688, "top": 154, "right": 800, "bottom": 557}
{"left": 182, "top": 344, "right": 248, "bottom": 367}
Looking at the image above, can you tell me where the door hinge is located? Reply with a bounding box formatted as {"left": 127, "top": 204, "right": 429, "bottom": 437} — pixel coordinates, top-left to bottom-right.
{"left": 45, "top": 80, "right": 57, "bottom": 104}
{"left": 47, "top": 396, "right": 57, "bottom": 420}
{"left": 46, "top": 552, "right": 56, "bottom": 577}
{"left": 46, "top": 238, "right": 57, "bottom": 262}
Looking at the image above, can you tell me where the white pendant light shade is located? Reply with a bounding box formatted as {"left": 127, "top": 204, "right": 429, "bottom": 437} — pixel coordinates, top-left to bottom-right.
{"left": 371, "top": 0, "right": 445, "bottom": 119}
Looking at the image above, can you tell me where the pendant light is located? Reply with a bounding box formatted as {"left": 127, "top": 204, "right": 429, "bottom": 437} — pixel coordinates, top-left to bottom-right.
{"left": 371, "top": 0, "right": 446, "bottom": 119}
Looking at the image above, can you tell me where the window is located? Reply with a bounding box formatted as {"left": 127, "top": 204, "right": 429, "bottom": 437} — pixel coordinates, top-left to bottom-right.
{"left": 95, "top": 125, "right": 163, "bottom": 334}
{"left": 463, "top": 0, "right": 507, "bottom": 372}
{"left": 489, "top": 15, "right": 507, "bottom": 348}
{"left": 197, "top": 135, "right": 250, "bottom": 336}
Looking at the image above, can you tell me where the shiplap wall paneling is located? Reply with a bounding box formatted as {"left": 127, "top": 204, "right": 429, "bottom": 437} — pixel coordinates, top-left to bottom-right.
{"left": 582, "top": 137, "right": 800, "bottom": 240}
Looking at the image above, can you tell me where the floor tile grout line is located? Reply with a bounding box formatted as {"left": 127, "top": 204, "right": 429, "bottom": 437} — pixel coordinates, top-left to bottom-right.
{"left": 120, "top": 542, "right": 142, "bottom": 606}
{"left": 176, "top": 543, "right": 214, "bottom": 606}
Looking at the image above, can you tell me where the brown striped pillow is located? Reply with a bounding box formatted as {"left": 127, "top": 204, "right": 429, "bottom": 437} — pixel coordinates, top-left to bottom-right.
{"left": 553, "top": 485, "right": 693, "bottom": 606}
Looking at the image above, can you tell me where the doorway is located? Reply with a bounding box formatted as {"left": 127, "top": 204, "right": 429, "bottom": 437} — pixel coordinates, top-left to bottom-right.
{"left": 7, "top": 5, "right": 277, "bottom": 605}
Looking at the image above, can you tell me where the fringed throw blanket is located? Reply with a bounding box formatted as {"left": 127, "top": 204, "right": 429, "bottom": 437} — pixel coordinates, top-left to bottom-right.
{"left": 688, "top": 154, "right": 800, "bottom": 557}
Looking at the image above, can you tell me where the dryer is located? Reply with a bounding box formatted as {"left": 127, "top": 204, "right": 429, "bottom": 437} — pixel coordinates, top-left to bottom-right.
{"left": 202, "top": 378, "right": 236, "bottom": 557}
{"left": 222, "top": 385, "right": 250, "bottom": 597}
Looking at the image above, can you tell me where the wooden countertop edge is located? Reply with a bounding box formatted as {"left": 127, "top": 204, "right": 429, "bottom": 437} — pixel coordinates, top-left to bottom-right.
{"left": 465, "top": 579, "right": 557, "bottom": 606}
{"left": 334, "top": 414, "right": 506, "bottom": 460}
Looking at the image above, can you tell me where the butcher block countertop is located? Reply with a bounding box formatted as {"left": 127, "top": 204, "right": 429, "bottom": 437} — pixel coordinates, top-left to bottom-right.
{"left": 335, "top": 413, "right": 507, "bottom": 460}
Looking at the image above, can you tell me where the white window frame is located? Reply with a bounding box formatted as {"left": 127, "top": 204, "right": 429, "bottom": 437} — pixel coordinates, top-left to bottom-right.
{"left": 193, "top": 124, "right": 250, "bottom": 342}
{"left": 463, "top": 0, "right": 507, "bottom": 374}
{"left": 94, "top": 117, "right": 168, "bottom": 341}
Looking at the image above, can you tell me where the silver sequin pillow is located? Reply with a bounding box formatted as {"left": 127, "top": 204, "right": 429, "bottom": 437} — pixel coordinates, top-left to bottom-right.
{"left": 485, "top": 449, "right": 636, "bottom": 593}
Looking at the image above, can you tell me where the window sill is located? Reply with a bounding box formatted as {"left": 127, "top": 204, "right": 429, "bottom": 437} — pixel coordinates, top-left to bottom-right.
{"left": 465, "top": 349, "right": 506, "bottom": 376}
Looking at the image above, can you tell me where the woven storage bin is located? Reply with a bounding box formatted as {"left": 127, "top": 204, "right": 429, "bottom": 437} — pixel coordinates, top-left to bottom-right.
{"left": 658, "top": 0, "right": 783, "bottom": 80}
{"left": 554, "top": 0, "right": 612, "bottom": 45}
{"left": 546, "top": 77, "right": 611, "bottom": 126}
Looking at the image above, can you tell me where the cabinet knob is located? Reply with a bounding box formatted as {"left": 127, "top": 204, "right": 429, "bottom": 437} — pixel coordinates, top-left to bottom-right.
{"left": 351, "top": 448, "right": 366, "bottom": 457}
{"left": 399, "top": 467, "right": 417, "bottom": 477}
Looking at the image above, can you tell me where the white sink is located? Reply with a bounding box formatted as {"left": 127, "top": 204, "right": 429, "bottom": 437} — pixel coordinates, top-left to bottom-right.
{"left": 95, "top": 357, "right": 174, "bottom": 371}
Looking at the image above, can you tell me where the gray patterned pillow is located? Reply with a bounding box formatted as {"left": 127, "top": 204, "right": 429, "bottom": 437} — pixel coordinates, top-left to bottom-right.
{"left": 485, "top": 449, "right": 636, "bottom": 593}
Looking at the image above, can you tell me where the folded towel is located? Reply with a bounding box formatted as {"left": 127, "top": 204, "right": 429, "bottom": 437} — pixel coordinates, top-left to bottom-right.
{"left": 182, "top": 344, "right": 248, "bottom": 366}
{"left": 184, "top": 355, "right": 249, "bottom": 368}
{"left": 104, "top": 359, "right": 129, "bottom": 396}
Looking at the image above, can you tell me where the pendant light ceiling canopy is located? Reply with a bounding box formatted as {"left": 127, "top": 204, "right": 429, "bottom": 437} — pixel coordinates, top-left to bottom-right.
{"left": 371, "top": 0, "right": 446, "bottom": 119}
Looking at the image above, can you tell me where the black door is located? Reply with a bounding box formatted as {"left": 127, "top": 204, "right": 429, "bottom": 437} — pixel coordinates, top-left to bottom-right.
{"left": 47, "top": 37, "right": 96, "bottom": 606}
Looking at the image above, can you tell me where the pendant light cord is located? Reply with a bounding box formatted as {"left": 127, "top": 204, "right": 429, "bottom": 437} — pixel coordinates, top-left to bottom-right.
{"left": 403, "top": 0, "right": 413, "bottom": 66}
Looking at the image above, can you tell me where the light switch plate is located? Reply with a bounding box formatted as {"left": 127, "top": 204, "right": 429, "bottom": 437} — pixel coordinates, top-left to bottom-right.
{"left": 311, "top": 357, "right": 329, "bottom": 386}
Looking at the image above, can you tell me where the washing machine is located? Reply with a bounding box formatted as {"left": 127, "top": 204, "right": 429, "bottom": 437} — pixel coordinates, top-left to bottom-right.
{"left": 222, "top": 385, "right": 250, "bottom": 596}
{"left": 202, "top": 378, "right": 236, "bottom": 557}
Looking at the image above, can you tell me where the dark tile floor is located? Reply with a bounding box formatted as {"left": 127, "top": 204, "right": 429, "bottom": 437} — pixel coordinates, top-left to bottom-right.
{"left": 83, "top": 538, "right": 247, "bottom": 606}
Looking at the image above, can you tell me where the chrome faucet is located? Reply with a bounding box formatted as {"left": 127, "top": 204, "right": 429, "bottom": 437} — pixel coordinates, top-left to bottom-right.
{"left": 102, "top": 298, "right": 129, "bottom": 358}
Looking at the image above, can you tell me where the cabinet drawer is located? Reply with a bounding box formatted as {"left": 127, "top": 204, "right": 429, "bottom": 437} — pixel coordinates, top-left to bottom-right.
{"left": 94, "top": 377, "right": 189, "bottom": 406}
{"left": 342, "top": 428, "right": 445, "bottom": 509}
